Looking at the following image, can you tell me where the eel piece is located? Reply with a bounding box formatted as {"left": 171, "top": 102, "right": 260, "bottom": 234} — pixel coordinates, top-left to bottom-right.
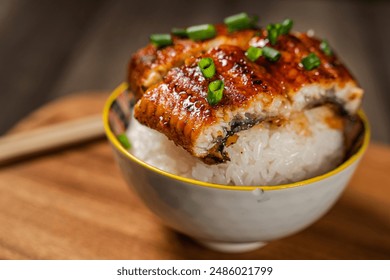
{"left": 129, "top": 25, "right": 363, "bottom": 163}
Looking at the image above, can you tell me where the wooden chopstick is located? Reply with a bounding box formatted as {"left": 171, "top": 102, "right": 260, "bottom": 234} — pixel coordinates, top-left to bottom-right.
{"left": 0, "top": 115, "right": 105, "bottom": 165}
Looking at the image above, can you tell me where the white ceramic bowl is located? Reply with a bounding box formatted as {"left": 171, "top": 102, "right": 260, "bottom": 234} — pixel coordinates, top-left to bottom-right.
{"left": 103, "top": 83, "right": 370, "bottom": 253}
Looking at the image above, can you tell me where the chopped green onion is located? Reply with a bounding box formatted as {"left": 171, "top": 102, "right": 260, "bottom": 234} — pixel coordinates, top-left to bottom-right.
{"left": 267, "top": 25, "right": 279, "bottom": 45}
{"left": 117, "top": 133, "right": 131, "bottom": 149}
{"left": 320, "top": 39, "right": 333, "bottom": 56}
{"left": 262, "top": 46, "right": 281, "bottom": 62}
{"left": 267, "top": 19, "right": 294, "bottom": 45}
{"left": 198, "top": 57, "right": 216, "bottom": 78}
{"left": 280, "top": 19, "right": 293, "bottom": 34}
{"left": 150, "top": 34, "right": 172, "bottom": 47}
{"left": 207, "top": 80, "right": 224, "bottom": 105}
{"left": 171, "top": 28, "right": 187, "bottom": 37}
{"left": 301, "top": 53, "right": 321, "bottom": 70}
{"left": 246, "top": 46, "right": 263, "bottom": 61}
{"left": 224, "top": 12, "right": 258, "bottom": 32}
{"left": 186, "top": 24, "right": 216, "bottom": 41}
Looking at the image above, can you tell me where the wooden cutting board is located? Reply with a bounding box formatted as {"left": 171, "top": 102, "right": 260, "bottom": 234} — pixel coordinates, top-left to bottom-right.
{"left": 0, "top": 92, "right": 389, "bottom": 260}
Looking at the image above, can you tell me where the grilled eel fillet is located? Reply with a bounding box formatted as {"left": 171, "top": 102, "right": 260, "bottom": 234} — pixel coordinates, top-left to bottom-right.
{"left": 128, "top": 24, "right": 363, "bottom": 164}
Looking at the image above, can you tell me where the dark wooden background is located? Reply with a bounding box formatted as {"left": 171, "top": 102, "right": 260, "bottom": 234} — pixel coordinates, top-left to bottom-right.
{"left": 1, "top": 0, "right": 389, "bottom": 143}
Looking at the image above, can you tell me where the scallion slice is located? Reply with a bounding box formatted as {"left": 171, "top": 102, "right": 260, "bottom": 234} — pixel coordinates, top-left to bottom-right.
{"left": 207, "top": 80, "right": 224, "bottom": 105}
{"left": 301, "top": 53, "right": 321, "bottom": 70}
{"left": 267, "top": 19, "right": 293, "bottom": 45}
{"left": 117, "top": 133, "right": 131, "bottom": 149}
{"left": 150, "top": 33, "right": 172, "bottom": 47}
{"left": 186, "top": 24, "right": 216, "bottom": 41}
{"left": 224, "top": 12, "right": 258, "bottom": 32}
{"left": 262, "top": 46, "right": 281, "bottom": 62}
{"left": 198, "top": 57, "right": 216, "bottom": 78}
{"left": 267, "top": 26, "right": 279, "bottom": 45}
{"left": 280, "top": 19, "right": 293, "bottom": 34}
{"left": 171, "top": 28, "right": 187, "bottom": 37}
{"left": 246, "top": 46, "right": 263, "bottom": 61}
{"left": 320, "top": 39, "right": 333, "bottom": 56}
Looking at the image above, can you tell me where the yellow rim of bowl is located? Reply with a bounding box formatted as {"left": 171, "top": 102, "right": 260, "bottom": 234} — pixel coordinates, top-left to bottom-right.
{"left": 103, "top": 83, "right": 370, "bottom": 191}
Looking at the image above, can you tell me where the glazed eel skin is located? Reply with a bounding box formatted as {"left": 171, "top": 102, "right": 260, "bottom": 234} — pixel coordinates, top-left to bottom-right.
{"left": 128, "top": 24, "right": 363, "bottom": 164}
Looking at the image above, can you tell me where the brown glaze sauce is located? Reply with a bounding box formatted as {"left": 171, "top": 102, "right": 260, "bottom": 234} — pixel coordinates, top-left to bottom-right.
{"left": 130, "top": 23, "right": 360, "bottom": 162}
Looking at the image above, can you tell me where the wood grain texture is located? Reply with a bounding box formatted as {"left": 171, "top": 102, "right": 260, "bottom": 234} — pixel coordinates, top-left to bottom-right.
{"left": 0, "top": 93, "right": 389, "bottom": 260}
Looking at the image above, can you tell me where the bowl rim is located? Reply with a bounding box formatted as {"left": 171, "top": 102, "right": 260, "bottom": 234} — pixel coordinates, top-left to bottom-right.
{"left": 103, "top": 83, "right": 370, "bottom": 191}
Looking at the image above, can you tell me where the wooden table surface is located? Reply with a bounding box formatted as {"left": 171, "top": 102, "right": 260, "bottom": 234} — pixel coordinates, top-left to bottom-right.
{"left": 0, "top": 93, "right": 389, "bottom": 260}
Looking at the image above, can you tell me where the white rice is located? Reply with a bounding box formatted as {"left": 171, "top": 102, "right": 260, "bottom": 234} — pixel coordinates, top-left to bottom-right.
{"left": 126, "top": 106, "right": 344, "bottom": 186}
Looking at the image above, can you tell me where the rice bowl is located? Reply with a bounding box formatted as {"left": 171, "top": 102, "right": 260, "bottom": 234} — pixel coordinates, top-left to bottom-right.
{"left": 103, "top": 13, "right": 370, "bottom": 252}
{"left": 104, "top": 83, "right": 369, "bottom": 253}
